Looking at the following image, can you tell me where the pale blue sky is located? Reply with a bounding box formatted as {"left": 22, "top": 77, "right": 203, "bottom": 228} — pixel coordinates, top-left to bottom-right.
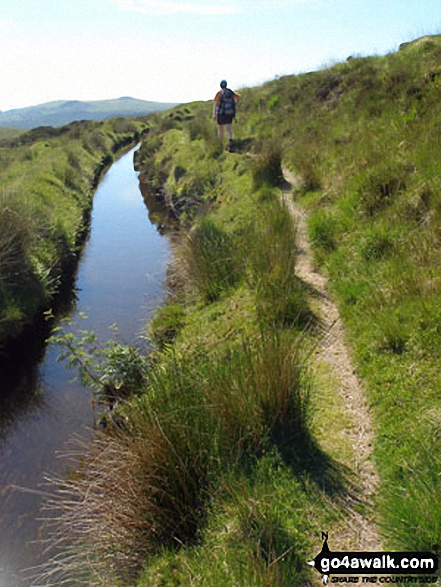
{"left": 0, "top": 0, "right": 439, "bottom": 111}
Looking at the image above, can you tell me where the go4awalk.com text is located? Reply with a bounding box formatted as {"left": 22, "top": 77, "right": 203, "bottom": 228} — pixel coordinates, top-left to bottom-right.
{"left": 308, "top": 533, "right": 439, "bottom": 585}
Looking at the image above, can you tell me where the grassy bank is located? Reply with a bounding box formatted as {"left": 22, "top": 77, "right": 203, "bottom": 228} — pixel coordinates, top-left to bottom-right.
{"left": 42, "top": 119, "right": 353, "bottom": 586}
{"left": 250, "top": 36, "right": 441, "bottom": 554}
{"left": 0, "top": 117, "right": 147, "bottom": 350}
{"left": 139, "top": 38, "right": 441, "bottom": 553}
{"left": 42, "top": 36, "right": 440, "bottom": 585}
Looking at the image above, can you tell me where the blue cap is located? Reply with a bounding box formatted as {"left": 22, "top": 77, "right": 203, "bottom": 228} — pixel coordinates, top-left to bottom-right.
{"left": 220, "top": 80, "right": 227, "bottom": 88}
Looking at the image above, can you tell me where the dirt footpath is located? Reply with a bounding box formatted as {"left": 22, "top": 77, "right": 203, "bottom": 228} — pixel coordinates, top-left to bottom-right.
{"left": 282, "top": 168, "right": 382, "bottom": 555}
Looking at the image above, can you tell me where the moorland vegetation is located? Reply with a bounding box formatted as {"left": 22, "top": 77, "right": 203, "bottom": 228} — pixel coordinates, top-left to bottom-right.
{"left": 0, "top": 117, "right": 147, "bottom": 351}
{"left": 22, "top": 35, "right": 441, "bottom": 585}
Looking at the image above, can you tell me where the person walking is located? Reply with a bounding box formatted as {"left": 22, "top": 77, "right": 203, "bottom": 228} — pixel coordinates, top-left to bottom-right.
{"left": 213, "top": 80, "right": 241, "bottom": 151}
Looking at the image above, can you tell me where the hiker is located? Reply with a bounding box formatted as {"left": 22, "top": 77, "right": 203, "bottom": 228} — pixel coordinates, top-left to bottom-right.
{"left": 213, "top": 80, "right": 241, "bottom": 151}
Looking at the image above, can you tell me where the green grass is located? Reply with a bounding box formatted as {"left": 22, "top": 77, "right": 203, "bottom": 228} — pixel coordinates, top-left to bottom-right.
{"left": 0, "top": 126, "right": 23, "bottom": 140}
{"left": 42, "top": 332, "right": 332, "bottom": 586}
{"left": 41, "top": 114, "right": 353, "bottom": 585}
{"left": 39, "top": 34, "right": 441, "bottom": 584}
{"left": 0, "top": 118, "right": 147, "bottom": 348}
{"left": 136, "top": 458, "right": 322, "bottom": 587}
{"left": 231, "top": 35, "right": 441, "bottom": 555}
{"left": 137, "top": 33, "right": 441, "bottom": 562}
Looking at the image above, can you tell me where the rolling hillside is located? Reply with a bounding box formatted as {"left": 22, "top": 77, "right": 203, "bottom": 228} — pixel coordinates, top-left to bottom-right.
{"left": 123, "top": 35, "right": 441, "bottom": 583}
{"left": 16, "top": 35, "right": 441, "bottom": 586}
{"left": 0, "top": 96, "right": 178, "bottom": 129}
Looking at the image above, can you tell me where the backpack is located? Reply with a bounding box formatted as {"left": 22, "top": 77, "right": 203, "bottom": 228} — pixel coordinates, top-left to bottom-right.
{"left": 219, "top": 88, "right": 236, "bottom": 118}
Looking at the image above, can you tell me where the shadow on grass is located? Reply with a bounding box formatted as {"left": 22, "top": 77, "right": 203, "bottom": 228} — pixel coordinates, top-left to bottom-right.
{"left": 272, "top": 430, "right": 356, "bottom": 501}
{"left": 231, "top": 137, "right": 255, "bottom": 154}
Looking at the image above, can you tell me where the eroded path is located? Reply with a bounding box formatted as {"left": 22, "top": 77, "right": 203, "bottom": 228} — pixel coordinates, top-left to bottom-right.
{"left": 282, "top": 168, "right": 382, "bottom": 554}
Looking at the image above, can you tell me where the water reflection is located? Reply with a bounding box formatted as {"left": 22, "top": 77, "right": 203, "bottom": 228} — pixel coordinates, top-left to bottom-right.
{"left": 139, "top": 182, "right": 179, "bottom": 234}
{"left": 0, "top": 335, "right": 47, "bottom": 443}
{"left": 0, "top": 146, "right": 171, "bottom": 585}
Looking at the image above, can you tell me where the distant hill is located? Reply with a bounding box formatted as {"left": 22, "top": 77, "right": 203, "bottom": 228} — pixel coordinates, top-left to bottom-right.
{"left": 0, "top": 97, "right": 179, "bottom": 129}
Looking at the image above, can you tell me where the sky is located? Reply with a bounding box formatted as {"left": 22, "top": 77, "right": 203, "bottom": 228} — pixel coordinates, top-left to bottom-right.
{"left": 0, "top": 0, "right": 440, "bottom": 111}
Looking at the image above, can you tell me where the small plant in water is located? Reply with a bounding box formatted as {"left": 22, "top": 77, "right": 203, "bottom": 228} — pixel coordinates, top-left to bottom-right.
{"left": 50, "top": 317, "right": 148, "bottom": 409}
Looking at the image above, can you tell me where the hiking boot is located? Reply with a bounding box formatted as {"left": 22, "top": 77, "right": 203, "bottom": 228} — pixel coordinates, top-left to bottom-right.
{"left": 228, "top": 139, "right": 234, "bottom": 152}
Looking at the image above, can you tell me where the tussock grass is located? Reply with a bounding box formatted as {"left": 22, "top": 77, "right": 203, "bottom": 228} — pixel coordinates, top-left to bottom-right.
{"left": 0, "top": 194, "right": 33, "bottom": 287}
{"left": 246, "top": 200, "right": 311, "bottom": 329}
{"left": 180, "top": 197, "right": 311, "bottom": 332}
{"left": 0, "top": 191, "right": 43, "bottom": 340}
{"left": 137, "top": 458, "right": 317, "bottom": 587}
{"left": 40, "top": 333, "right": 314, "bottom": 585}
{"left": 39, "top": 37, "right": 441, "bottom": 582}
{"left": 251, "top": 138, "right": 284, "bottom": 189}
{"left": 184, "top": 216, "right": 241, "bottom": 303}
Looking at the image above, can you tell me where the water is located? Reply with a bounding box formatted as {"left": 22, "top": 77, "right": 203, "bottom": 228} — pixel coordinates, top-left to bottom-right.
{"left": 0, "top": 146, "right": 171, "bottom": 586}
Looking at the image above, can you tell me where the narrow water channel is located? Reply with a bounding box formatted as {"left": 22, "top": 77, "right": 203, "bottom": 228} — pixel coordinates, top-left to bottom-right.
{"left": 0, "top": 146, "right": 171, "bottom": 586}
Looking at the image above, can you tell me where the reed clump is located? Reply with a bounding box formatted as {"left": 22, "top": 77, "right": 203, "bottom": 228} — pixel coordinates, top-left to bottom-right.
{"left": 246, "top": 200, "right": 311, "bottom": 329}
{"left": 184, "top": 216, "right": 241, "bottom": 303}
{"left": 39, "top": 333, "right": 312, "bottom": 585}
